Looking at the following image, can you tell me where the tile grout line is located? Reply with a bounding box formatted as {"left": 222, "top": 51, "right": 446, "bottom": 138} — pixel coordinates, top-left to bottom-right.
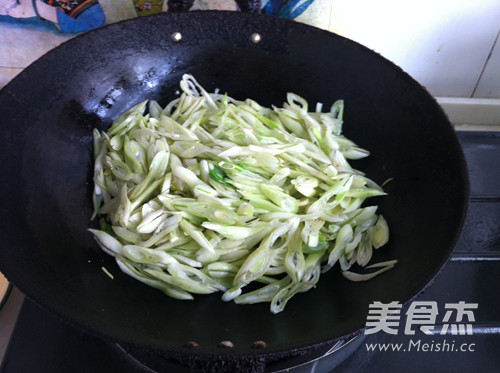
{"left": 471, "top": 27, "right": 500, "bottom": 98}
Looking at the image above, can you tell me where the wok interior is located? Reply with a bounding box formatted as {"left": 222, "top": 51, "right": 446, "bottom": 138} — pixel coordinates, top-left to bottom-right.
{"left": 0, "top": 12, "right": 468, "bottom": 356}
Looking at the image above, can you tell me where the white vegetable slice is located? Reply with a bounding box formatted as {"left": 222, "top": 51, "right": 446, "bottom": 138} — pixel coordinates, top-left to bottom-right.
{"left": 90, "top": 74, "right": 392, "bottom": 314}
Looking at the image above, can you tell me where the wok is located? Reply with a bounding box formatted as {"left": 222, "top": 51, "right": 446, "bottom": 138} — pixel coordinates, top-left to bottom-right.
{"left": 0, "top": 11, "right": 468, "bottom": 371}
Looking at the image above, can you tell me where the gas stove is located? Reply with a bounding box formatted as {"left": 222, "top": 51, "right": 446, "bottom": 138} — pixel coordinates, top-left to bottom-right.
{"left": 1, "top": 131, "right": 499, "bottom": 373}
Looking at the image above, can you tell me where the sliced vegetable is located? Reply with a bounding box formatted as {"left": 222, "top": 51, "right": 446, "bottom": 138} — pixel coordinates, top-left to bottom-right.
{"left": 90, "top": 74, "right": 392, "bottom": 314}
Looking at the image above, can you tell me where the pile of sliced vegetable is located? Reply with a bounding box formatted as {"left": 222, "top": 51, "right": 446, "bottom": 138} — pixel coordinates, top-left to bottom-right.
{"left": 89, "top": 74, "right": 394, "bottom": 314}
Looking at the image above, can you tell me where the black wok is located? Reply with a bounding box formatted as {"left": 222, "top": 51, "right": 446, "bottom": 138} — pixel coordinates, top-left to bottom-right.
{"left": 0, "top": 11, "right": 468, "bottom": 371}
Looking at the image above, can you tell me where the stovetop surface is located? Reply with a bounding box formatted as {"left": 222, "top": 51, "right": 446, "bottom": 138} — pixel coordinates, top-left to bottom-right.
{"left": 1, "top": 131, "right": 499, "bottom": 373}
